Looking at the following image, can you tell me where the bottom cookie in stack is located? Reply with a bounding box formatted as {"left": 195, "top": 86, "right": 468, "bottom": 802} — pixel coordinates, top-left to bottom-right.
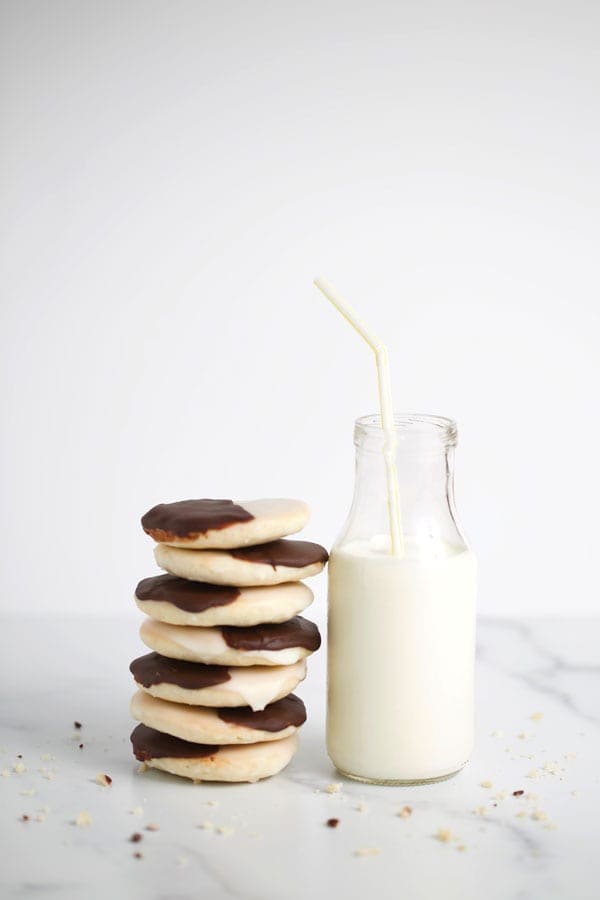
{"left": 131, "top": 725, "right": 299, "bottom": 783}
{"left": 130, "top": 691, "right": 306, "bottom": 783}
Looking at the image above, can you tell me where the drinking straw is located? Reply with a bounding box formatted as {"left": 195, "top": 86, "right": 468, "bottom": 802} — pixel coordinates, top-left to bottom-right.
{"left": 313, "top": 276, "right": 404, "bottom": 557}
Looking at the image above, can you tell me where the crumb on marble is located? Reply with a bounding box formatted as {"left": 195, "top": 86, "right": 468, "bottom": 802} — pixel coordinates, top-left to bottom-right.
{"left": 571, "top": 791, "right": 578, "bottom": 797}
{"left": 531, "top": 809, "right": 548, "bottom": 822}
{"left": 75, "top": 811, "right": 92, "bottom": 827}
{"left": 74, "top": 721, "right": 82, "bottom": 729}
{"left": 146, "top": 823, "right": 160, "bottom": 832}
{"left": 326, "top": 818, "right": 340, "bottom": 828}
{"left": 543, "top": 762, "right": 561, "bottom": 775}
{"left": 1, "top": 769, "right": 11, "bottom": 777}
{"left": 20, "top": 789, "right": 36, "bottom": 798}
{"left": 479, "top": 780, "right": 493, "bottom": 789}
{"left": 199, "top": 820, "right": 214, "bottom": 831}
{"left": 493, "top": 791, "right": 508, "bottom": 801}
{"left": 35, "top": 813, "right": 46, "bottom": 823}
{"left": 95, "top": 773, "right": 112, "bottom": 787}
{"left": 530, "top": 712, "right": 544, "bottom": 722}
{"left": 517, "top": 733, "right": 530, "bottom": 740}
{"left": 435, "top": 828, "right": 454, "bottom": 843}
{"left": 130, "top": 833, "right": 143, "bottom": 843}
{"left": 21, "top": 814, "right": 30, "bottom": 822}
{"left": 39, "top": 805, "right": 50, "bottom": 814}
{"left": 133, "top": 851, "right": 143, "bottom": 859}
{"left": 512, "top": 790, "right": 524, "bottom": 797}
{"left": 526, "top": 770, "right": 540, "bottom": 780}
{"left": 13, "top": 763, "right": 27, "bottom": 775}
{"left": 397, "top": 806, "right": 412, "bottom": 818}
{"left": 473, "top": 806, "right": 487, "bottom": 817}
{"left": 356, "top": 802, "right": 368, "bottom": 813}
{"left": 516, "top": 810, "right": 528, "bottom": 818}
{"left": 216, "top": 825, "right": 234, "bottom": 836}
{"left": 490, "top": 730, "right": 504, "bottom": 737}
{"left": 131, "top": 806, "right": 144, "bottom": 817}
{"left": 353, "top": 847, "right": 381, "bottom": 857}
{"left": 176, "top": 856, "right": 189, "bottom": 867}
{"left": 457, "top": 844, "right": 467, "bottom": 852}
{"left": 205, "top": 799, "right": 219, "bottom": 807}
{"left": 325, "top": 783, "right": 342, "bottom": 794}
{"left": 40, "top": 754, "right": 54, "bottom": 762}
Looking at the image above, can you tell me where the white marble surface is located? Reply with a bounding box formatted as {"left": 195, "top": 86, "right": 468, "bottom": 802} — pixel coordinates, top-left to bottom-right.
{"left": 1, "top": 615, "right": 599, "bottom": 900}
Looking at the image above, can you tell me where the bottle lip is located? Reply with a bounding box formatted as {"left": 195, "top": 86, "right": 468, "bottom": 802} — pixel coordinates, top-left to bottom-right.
{"left": 354, "top": 412, "right": 458, "bottom": 448}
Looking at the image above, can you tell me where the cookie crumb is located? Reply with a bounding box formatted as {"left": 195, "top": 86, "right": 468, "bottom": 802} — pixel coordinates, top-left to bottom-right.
{"left": 199, "top": 820, "right": 214, "bottom": 831}
{"left": 146, "top": 823, "right": 160, "bottom": 832}
{"left": 95, "top": 773, "right": 112, "bottom": 787}
{"left": 216, "top": 825, "right": 234, "bottom": 836}
{"left": 35, "top": 813, "right": 47, "bottom": 823}
{"left": 517, "top": 733, "right": 530, "bottom": 740}
{"left": 530, "top": 712, "right": 544, "bottom": 722}
{"left": 479, "top": 780, "right": 493, "bottom": 789}
{"left": 526, "top": 769, "right": 540, "bottom": 780}
{"left": 531, "top": 809, "right": 548, "bottom": 821}
{"left": 205, "top": 800, "right": 219, "bottom": 807}
{"left": 20, "top": 789, "right": 36, "bottom": 798}
{"left": 516, "top": 810, "right": 528, "bottom": 818}
{"left": 325, "top": 782, "right": 342, "bottom": 794}
{"left": 490, "top": 730, "right": 504, "bottom": 737}
{"left": 1, "top": 769, "right": 11, "bottom": 777}
{"left": 512, "top": 790, "right": 524, "bottom": 797}
{"left": 74, "top": 721, "right": 82, "bottom": 729}
{"left": 326, "top": 818, "right": 340, "bottom": 828}
{"left": 473, "top": 806, "right": 487, "bottom": 817}
{"left": 13, "top": 763, "right": 27, "bottom": 775}
{"left": 75, "top": 811, "right": 92, "bottom": 827}
{"left": 353, "top": 847, "right": 380, "bottom": 857}
{"left": 356, "top": 802, "right": 368, "bottom": 813}
{"left": 40, "top": 754, "right": 54, "bottom": 762}
{"left": 21, "top": 814, "right": 30, "bottom": 822}
{"left": 79, "top": 744, "right": 84, "bottom": 750}
{"left": 493, "top": 791, "right": 508, "bottom": 801}
{"left": 133, "top": 851, "right": 143, "bottom": 859}
{"left": 435, "top": 828, "right": 453, "bottom": 843}
{"left": 571, "top": 790, "right": 578, "bottom": 797}
{"left": 457, "top": 844, "right": 467, "bottom": 852}
{"left": 397, "top": 806, "right": 412, "bottom": 818}
{"left": 543, "top": 761, "right": 560, "bottom": 775}
{"left": 131, "top": 806, "right": 144, "bottom": 817}
{"left": 130, "top": 833, "right": 143, "bottom": 843}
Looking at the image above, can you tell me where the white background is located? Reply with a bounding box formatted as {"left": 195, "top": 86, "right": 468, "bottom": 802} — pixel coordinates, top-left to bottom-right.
{"left": 1, "top": 0, "right": 599, "bottom": 621}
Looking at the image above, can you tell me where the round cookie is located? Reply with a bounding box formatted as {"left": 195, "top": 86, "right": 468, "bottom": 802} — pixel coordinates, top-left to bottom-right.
{"left": 142, "top": 498, "right": 309, "bottom": 549}
{"left": 155, "top": 539, "right": 328, "bottom": 586}
{"left": 131, "top": 689, "right": 306, "bottom": 744}
{"left": 132, "top": 724, "right": 298, "bottom": 783}
{"left": 134, "top": 575, "right": 313, "bottom": 626}
{"left": 140, "top": 616, "right": 321, "bottom": 667}
{"left": 130, "top": 653, "right": 307, "bottom": 710}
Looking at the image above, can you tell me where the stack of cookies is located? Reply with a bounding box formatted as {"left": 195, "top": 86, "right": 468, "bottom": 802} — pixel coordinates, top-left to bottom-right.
{"left": 129, "top": 499, "right": 327, "bottom": 783}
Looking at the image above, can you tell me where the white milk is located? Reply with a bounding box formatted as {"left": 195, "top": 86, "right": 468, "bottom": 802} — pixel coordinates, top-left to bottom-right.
{"left": 327, "top": 536, "right": 477, "bottom": 783}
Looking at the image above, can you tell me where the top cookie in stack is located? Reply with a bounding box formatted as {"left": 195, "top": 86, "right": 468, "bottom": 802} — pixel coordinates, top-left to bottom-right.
{"left": 130, "top": 498, "right": 327, "bottom": 784}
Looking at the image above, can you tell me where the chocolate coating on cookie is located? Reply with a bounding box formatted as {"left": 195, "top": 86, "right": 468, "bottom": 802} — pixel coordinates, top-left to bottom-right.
{"left": 135, "top": 574, "right": 240, "bottom": 612}
{"left": 130, "top": 652, "right": 232, "bottom": 689}
{"left": 222, "top": 616, "right": 321, "bottom": 652}
{"left": 131, "top": 724, "right": 216, "bottom": 760}
{"left": 230, "top": 539, "right": 329, "bottom": 569}
{"left": 141, "top": 499, "right": 254, "bottom": 540}
{"left": 218, "top": 694, "right": 306, "bottom": 732}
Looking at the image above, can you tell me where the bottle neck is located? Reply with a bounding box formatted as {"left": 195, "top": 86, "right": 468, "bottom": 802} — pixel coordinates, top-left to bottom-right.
{"left": 336, "top": 414, "right": 468, "bottom": 558}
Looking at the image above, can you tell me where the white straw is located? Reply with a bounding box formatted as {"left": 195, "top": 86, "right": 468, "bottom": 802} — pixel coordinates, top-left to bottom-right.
{"left": 313, "top": 276, "right": 404, "bottom": 557}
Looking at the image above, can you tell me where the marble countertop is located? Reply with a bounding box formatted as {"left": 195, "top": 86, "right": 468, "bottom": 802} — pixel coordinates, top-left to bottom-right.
{"left": 1, "top": 615, "right": 598, "bottom": 900}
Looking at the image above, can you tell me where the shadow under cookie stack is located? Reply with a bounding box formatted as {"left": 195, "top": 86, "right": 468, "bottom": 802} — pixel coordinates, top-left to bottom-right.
{"left": 129, "top": 499, "right": 327, "bottom": 783}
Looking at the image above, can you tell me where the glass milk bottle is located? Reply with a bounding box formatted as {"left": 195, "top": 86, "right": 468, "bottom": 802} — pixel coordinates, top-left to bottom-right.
{"left": 327, "top": 413, "right": 477, "bottom": 784}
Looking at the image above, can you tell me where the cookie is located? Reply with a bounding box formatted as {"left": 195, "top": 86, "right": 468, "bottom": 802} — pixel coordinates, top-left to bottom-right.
{"left": 130, "top": 653, "right": 307, "bottom": 710}
{"left": 132, "top": 724, "right": 298, "bottom": 783}
{"left": 134, "top": 575, "right": 313, "bottom": 626}
{"left": 140, "top": 616, "right": 321, "bottom": 667}
{"left": 131, "top": 689, "right": 306, "bottom": 744}
{"left": 141, "top": 498, "right": 309, "bottom": 549}
{"left": 154, "top": 539, "right": 328, "bottom": 586}
{"left": 139, "top": 616, "right": 321, "bottom": 667}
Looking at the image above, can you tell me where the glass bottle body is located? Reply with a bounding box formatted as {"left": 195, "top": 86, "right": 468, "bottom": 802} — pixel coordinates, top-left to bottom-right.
{"left": 326, "top": 414, "right": 477, "bottom": 785}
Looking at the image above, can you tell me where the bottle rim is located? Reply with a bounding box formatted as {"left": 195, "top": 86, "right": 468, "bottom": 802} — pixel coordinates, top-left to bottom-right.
{"left": 354, "top": 413, "right": 458, "bottom": 448}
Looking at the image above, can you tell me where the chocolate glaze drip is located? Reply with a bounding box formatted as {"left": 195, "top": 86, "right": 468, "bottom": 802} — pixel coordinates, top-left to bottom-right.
{"left": 131, "top": 724, "right": 216, "bottom": 760}
{"left": 130, "top": 652, "right": 231, "bottom": 689}
{"left": 218, "top": 694, "right": 306, "bottom": 732}
{"left": 230, "top": 539, "right": 328, "bottom": 569}
{"left": 135, "top": 574, "right": 240, "bottom": 612}
{"left": 141, "top": 498, "right": 253, "bottom": 539}
{"left": 222, "top": 616, "right": 321, "bottom": 652}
